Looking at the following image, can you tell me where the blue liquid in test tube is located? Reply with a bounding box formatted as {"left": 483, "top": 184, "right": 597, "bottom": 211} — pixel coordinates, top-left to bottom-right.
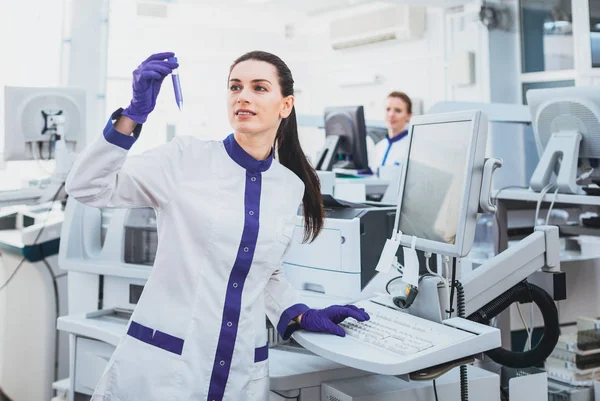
{"left": 169, "top": 56, "right": 183, "bottom": 110}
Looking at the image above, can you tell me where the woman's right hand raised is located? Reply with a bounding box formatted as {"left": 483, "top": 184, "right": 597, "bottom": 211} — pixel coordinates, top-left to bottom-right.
{"left": 122, "top": 52, "right": 179, "bottom": 124}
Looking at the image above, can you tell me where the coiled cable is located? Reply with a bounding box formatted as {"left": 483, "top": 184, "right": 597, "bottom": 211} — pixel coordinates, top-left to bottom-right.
{"left": 456, "top": 281, "right": 468, "bottom": 401}
{"left": 468, "top": 281, "right": 559, "bottom": 368}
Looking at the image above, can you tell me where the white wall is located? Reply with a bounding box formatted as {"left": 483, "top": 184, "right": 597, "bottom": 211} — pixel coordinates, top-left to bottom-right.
{"left": 105, "top": 0, "right": 298, "bottom": 154}
{"left": 278, "top": 5, "right": 448, "bottom": 161}
{"left": 1, "top": 0, "right": 497, "bottom": 174}
{"left": 0, "top": 1, "right": 65, "bottom": 188}
{"left": 290, "top": 6, "right": 447, "bottom": 118}
{"left": 104, "top": 2, "right": 453, "bottom": 160}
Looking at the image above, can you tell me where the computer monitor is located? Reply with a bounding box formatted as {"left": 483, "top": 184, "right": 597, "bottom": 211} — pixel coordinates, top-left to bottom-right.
{"left": 527, "top": 86, "right": 600, "bottom": 194}
{"left": 396, "top": 110, "right": 489, "bottom": 258}
{"left": 4, "top": 86, "right": 86, "bottom": 161}
{"left": 315, "top": 105, "right": 369, "bottom": 171}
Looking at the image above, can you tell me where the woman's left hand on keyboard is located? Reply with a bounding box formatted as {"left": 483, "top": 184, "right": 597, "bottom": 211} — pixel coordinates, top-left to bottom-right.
{"left": 298, "top": 305, "right": 370, "bottom": 337}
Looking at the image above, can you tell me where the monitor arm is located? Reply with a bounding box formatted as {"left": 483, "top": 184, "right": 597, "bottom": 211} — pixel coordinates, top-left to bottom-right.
{"left": 461, "top": 225, "right": 560, "bottom": 317}
{"left": 463, "top": 156, "right": 561, "bottom": 315}
{"left": 456, "top": 225, "right": 562, "bottom": 368}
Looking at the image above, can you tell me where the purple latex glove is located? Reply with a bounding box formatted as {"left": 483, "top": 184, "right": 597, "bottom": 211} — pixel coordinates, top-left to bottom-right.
{"left": 299, "top": 304, "right": 370, "bottom": 337}
{"left": 122, "top": 52, "right": 179, "bottom": 124}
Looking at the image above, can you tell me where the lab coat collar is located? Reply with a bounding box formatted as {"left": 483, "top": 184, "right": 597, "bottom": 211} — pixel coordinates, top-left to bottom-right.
{"left": 388, "top": 129, "right": 408, "bottom": 144}
{"left": 223, "top": 133, "right": 274, "bottom": 173}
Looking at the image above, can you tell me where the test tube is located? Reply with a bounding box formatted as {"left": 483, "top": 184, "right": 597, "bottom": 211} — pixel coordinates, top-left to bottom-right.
{"left": 169, "top": 56, "right": 183, "bottom": 110}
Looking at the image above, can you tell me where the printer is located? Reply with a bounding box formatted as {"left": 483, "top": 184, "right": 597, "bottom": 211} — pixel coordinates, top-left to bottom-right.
{"left": 283, "top": 196, "right": 434, "bottom": 302}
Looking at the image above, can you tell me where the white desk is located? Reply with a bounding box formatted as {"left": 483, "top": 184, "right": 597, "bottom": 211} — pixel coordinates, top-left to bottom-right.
{"left": 57, "top": 313, "right": 371, "bottom": 401}
{"left": 492, "top": 188, "right": 600, "bottom": 338}
{"left": 493, "top": 188, "right": 600, "bottom": 255}
{"left": 0, "top": 187, "right": 45, "bottom": 206}
{"left": 494, "top": 188, "right": 600, "bottom": 207}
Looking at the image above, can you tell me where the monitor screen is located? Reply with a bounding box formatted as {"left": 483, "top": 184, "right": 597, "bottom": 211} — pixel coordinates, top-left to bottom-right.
{"left": 398, "top": 120, "right": 472, "bottom": 245}
{"left": 316, "top": 106, "right": 369, "bottom": 171}
{"left": 4, "top": 86, "right": 86, "bottom": 162}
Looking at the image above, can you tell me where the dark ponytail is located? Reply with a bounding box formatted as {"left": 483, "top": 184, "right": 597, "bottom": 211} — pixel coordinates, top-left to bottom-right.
{"left": 276, "top": 105, "right": 324, "bottom": 242}
{"left": 231, "top": 51, "right": 324, "bottom": 242}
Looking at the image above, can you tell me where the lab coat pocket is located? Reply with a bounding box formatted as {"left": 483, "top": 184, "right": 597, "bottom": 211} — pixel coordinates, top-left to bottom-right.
{"left": 246, "top": 358, "right": 270, "bottom": 401}
{"left": 268, "top": 217, "right": 296, "bottom": 267}
{"left": 110, "top": 332, "right": 186, "bottom": 401}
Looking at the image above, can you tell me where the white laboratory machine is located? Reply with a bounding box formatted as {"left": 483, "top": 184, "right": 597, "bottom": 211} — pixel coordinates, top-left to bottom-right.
{"left": 289, "top": 110, "right": 562, "bottom": 400}
{"left": 0, "top": 86, "right": 86, "bottom": 401}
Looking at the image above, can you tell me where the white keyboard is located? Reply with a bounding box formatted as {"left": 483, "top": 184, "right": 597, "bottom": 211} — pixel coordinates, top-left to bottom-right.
{"left": 340, "top": 300, "right": 464, "bottom": 356}
{"left": 340, "top": 309, "right": 435, "bottom": 356}
{"left": 293, "top": 298, "right": 502, "bottom": 375}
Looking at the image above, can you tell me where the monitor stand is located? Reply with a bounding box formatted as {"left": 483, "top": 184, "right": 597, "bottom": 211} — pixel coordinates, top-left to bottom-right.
{"left": 316, "top": 135, "right": 341, "bottom": 171}
{"left": 530, "top": 131, "right": 582, "bottom": 194}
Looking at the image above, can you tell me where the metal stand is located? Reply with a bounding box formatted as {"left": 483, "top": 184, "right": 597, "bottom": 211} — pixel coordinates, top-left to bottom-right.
{"left": 530, "top": 131, "right": 583, "bottom": 194}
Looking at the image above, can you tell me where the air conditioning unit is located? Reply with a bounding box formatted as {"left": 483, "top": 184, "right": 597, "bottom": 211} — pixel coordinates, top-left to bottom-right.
{"left": 329, "top": 5, "right": 425, "bottom": 50}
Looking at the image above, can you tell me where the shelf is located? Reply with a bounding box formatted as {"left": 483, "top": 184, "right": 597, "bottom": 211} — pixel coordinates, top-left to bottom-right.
{"left": 494, "top": 189, "right": 600, "bottom": 208}
{"left": 559, "top": 225, "right": 600, "bottom": 237}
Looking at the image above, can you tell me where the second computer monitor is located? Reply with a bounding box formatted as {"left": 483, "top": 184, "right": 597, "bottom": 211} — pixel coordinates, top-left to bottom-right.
{"left": 396, "top": 110, "right": 489, "bottom": 258}
{"left": 527, "top": 85, "right": 600, "bottom": 193}
{"left": 315, "top": 105, "right": 369, "bottom": 171}
{"left": 4, "top": 86, "right": 86, "bottom": 161}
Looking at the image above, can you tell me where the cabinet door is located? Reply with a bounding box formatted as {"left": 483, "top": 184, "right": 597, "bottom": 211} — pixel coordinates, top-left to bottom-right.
{"left": 74, "top": 337, "right": 116, "bottom": 395}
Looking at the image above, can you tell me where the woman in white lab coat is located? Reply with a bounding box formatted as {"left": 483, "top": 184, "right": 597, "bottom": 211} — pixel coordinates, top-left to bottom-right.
{"left": 66, "top": 51, "right": 369, "bottom": 401}
{"left": 371, "top": 91, "right": 413, "bottom": 169}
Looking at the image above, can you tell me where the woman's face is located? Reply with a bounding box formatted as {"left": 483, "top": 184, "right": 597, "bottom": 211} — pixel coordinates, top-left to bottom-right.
{"left": 227, "top": 60, "right": 293, "bottom": 136}
{"left": 385, "top": 96, "right": 411, "bottom": 134}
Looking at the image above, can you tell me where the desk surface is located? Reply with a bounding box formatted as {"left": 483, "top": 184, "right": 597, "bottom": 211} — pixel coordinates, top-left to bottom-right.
{"left": 0, "top": 229, "right": 23, "bottom": 249}
{"left": 494, "top": 188, "right": 600, "bottom": 207}
{"left": 57, "top": 313, "right": 370, "bottom": 391}
{"left": 269, "top": 347, "right": 369, "bottom": 391}
{"left": 335, "top": 177, "right": 389, "bottom": 185}
{"left": 0, "top": 187, "right": 43, "bottom": 206}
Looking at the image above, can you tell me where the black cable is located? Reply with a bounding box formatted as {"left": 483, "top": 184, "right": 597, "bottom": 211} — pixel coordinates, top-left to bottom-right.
{"left": 42, "top": 258, "right": 60, "bottom": 383}
{"left": 386, "top": 275, "right": 428, "bottom": 295}
{"left": 37, "top": 142, "right": 51, "bottom": 161}
{"left": 0, "top": 182, "right": 65, "bottom": 388}
{"left": 385, "top": 276, "right": 404, "bottom": 293}
{"left": 270, "top": 390, "right": 299, "bottom": 400}
{"left": 0, "top": 258, "right": 26, "bottom": 293}
{"left": 456, "top": 281, "right": 466, "bottom": 318}
{"left": 456, "top": 281, "right": 468, "bottom": 401}
{"left": 459, "top": 365, "right": 468, "bottom": 401}
{"left": 433, "top": 379, "right": 439, "bottom": 401}
{"left": 0, "top": 181, "right": 65, "bottom": 294}
{"left": 447, "top": 258, "right": 457, "bottom": 316}
{"left": 468, "top": 281, "right": 559, "bottom": 368}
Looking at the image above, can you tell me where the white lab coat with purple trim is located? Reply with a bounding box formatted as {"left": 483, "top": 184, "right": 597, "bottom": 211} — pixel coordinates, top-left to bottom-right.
{"left": 65, "top": 110, "right": 309, "bottom": 401}
{"left": 370, "top": 131, "right": 410, "bottom": 170}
